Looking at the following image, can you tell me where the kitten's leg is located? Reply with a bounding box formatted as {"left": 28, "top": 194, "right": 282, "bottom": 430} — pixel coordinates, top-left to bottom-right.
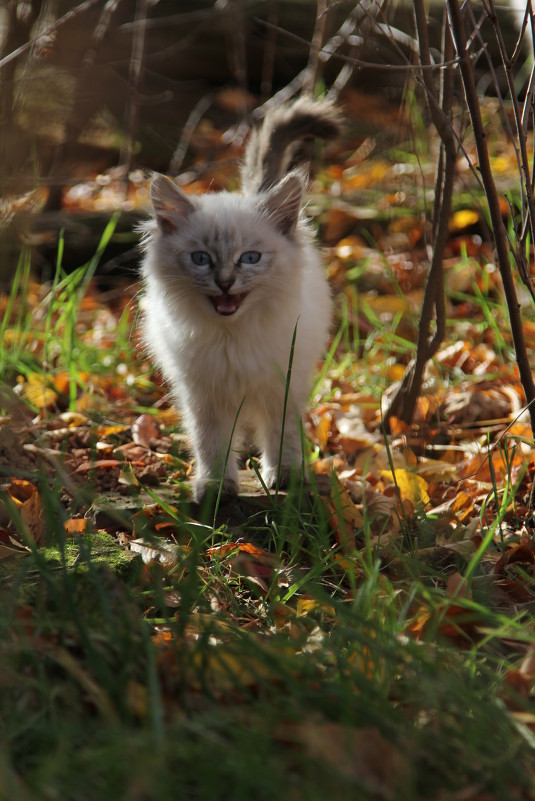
{"left": 186, "top": 407, "right": 240, "bottom": 503}
{"left": 258, "top": 413, "right": 304, "bottom": 490}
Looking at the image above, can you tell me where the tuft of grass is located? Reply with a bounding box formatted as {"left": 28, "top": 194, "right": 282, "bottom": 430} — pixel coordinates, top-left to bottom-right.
{"left": 2, "top": 516, "right": 535, "bottom": 801}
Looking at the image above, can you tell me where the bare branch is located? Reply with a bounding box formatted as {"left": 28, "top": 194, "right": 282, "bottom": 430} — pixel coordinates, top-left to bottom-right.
{"left": 168, "top": 92, "right": 217, "bottom": 175}
{"left": 0, "top": 0, "right": 100, "bottom": 71}
{"left": 254, "top": 14, "right": 461, "bottom": 74}
{"left": 304, "top": 0, "right": 329, "bottom": 95}
{"left": 384, "top": 1, "right": 457, "bottom": 427}
{"left": 447, "top": 0, "right": 535, "bottom": 433}
{"left": 119, "top": 0, "right": 149, "bottom": 175}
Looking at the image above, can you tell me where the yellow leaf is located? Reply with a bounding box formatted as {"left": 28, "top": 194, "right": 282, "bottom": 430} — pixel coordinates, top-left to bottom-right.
{"left": 380, "top": 468, "right": 430, "bottom": 505}
{"left": 449, "top": 209, "right": 479, "bottom": 232}
{"left": 363, "top": 290, "right": 423, "bottom": 319}
{"left": 58, "top": 412, "right": 89, "bottom": 427}
{"left": 333, "top": 554, "right": 362, "bottom": 579}
{"left": 97, "top": 424, "right": 129, "bottom": 437}
{"left": 345, "top": 161, "right": 389, "bottom": 189}
{"left": 190, "top": 644, "right": 270, "bottom": 692}
{"left": 384, "top": 364, "right": 406, "bottom": 382}
{"left": 297, "top": 597, "right": 336, "bottom": 618}
{"left": 19, "top": 373, "right": 57, "bottom": 410}
{"left": 491, "top": 155, "right": 511, "bottom": 174}
{"left": 315, "top": 412, "right": 331, "bottom": 450}
{"left": 364, "top": 294, "right": 410, "bottom": 316}
{"left": 2, "top": 329, "right": 31, "bottom": 347}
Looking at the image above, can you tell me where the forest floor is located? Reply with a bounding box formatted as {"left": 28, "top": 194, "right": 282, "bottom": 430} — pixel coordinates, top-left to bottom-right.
{"left": 2, "top": 88, "right": 535, "bottom": 800}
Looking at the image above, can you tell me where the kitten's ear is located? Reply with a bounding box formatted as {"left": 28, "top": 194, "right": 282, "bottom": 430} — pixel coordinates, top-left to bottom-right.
{"left": 150, "top": 173, "right": 195, "bottom": 234}
{"left": 263, "top": 172, "right": 304, "bottom": 236}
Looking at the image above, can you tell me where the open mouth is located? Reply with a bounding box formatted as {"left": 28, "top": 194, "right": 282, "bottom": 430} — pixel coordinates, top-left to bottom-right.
{"left": 209, "top": 292, "right": 248, "bottom": 316}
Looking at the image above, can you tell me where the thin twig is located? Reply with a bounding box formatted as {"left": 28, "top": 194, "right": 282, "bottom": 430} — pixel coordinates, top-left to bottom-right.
{"left": 483, "top": 0, "right": 535, "bottom": 305}
{"left": 120, "top": 0, "right": 149, "bottom": 176}
{"left": 260, "top": 0, "right": 278, "bottom": 101}
{"left": 384, "top": 1, "right": 456, "bottom": 427}
{"left": 168, "top": 92, "right": 217, "bottom": 175}
{"left": 447, "top": 0, "right": 535, "bottom": 434}
{"left": 0, "top": 0, "right": 100, "bottom": 71}
{"left": 254, "top": 15, "right": 461, "bottom": 73}
{"left": 305, "top": 0, "right": 329, "bottom": 95}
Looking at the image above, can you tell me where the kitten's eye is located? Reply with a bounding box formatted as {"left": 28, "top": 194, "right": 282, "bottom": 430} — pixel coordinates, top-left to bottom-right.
{"left": 191, "top": 251, "right": 212, "bottom": 266}
{"left": 239, "top": 251, "right": 261, "bottom": 265}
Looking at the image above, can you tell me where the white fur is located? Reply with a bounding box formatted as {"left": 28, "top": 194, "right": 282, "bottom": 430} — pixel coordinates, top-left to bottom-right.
{"left": 140, "top": 182, "right": 332, "bottom": 501}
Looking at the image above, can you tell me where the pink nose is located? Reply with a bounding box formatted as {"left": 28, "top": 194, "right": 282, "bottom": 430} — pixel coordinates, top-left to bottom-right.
{"left": 215, "top": 277, "right": 235, "bottom": 292}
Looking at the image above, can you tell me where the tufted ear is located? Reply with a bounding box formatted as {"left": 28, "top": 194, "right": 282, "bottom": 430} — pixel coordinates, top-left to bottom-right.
{"left": 150, "top": 173, "right": 196, "bottom": 234}
{"left": 262, "top": 171, "right": 304, "bottom": 236}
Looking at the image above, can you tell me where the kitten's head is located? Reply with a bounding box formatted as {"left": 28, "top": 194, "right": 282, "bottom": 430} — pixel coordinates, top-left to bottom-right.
{"left": 145, "top": 172, "right": 305, "bottom": 318}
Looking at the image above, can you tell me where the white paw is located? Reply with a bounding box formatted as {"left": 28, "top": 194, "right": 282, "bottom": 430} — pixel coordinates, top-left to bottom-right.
{"left": 261, "top": 464, "right": 302, "bottom": 490}
{"left": 193, "top": 476, "right": 238, "bottom": 504}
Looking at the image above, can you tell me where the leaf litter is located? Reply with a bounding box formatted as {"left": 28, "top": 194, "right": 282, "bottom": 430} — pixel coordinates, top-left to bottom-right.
{"left": 3, "top": 90, "right": 535, "bottom": 798}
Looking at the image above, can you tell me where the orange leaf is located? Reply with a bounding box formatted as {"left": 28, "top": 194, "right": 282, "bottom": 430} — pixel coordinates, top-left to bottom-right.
{"left": 207, "top": 541, "right": 274, "bottom": 560}
{"left": 2, "top": 479, "right": 44, "bottom": 543}
{"left": 64, "top": 518, "right": 87, "bottom": 536}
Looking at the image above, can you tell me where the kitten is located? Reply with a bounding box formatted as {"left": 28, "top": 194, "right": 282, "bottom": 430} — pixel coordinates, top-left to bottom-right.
{"left": 140, "top": 98, "right": 340, "bottom": 503}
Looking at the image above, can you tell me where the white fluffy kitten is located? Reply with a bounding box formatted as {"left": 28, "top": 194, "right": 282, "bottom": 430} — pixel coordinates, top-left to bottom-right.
{"left": 140, "top": 98, "right": 340, "bottom": 503}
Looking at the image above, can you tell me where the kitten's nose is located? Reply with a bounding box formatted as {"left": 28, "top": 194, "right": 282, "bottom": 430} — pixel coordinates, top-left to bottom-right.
{"left": 215, "top": 277, "right": 235, "bottom": 293}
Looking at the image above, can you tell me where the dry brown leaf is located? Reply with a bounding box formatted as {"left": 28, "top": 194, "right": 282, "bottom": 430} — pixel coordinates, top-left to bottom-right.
{"left": 278, "top": 720, "right": 409, "bottom": 795}
{"left": 132, "top": 413, "right": 159, "bottom": 449}
{"left": 129, "top": 538, "right": 181, "bottom": 567}
{"left": 75, "top": 459, "right": 122, "bottom": 473}
{"left": 446, "top": 572, "right": 470, "bottom": 600}
{"left": 322, "top": 478, "right": 363, "bottom": 551}
{"left": 0, "top": 527, "right": 30, "bottom": 559}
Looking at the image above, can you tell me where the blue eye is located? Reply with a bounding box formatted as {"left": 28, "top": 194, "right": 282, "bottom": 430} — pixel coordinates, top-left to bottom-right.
{"left": 239, "top": 251, "right": 261, "bottom": 265}
{"left": 191, "top": 251, "right": 212, "bottom": 266}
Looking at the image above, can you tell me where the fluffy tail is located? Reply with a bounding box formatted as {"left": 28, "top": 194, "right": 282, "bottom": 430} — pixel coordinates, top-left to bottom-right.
{"left": 241, "top": 96, "right": 341, "bottom": 194}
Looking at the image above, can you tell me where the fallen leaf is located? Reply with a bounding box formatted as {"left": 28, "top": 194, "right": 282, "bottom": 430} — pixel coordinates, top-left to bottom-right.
{"left": 1, "top": 479, "right": 44, "bottom": 543}
{"left": 0, "top": 527, "right": 30, "bottom": 559}
{"left": 381, "top": 468, "right": 430, "bottom": 506}
{"left": 278, "top": 720, "right": 409, "bottom": 794}
{"left": 449, "top": 209, "right": 480, "bottom": 232}
{"left": 296, "top": 597, "right": 335, "bottom": 618}
{"left": 75, "top": 459, "right": 122, "bottom": 472}
{"left": 58, "top": 411, "right": 89, "bottom": 427}
{"left": 323, "top": 478, "right": 363, "bottom": 551}
{"left": 64, "top": 518, "right": 88, "bottom": 536}
{"left": 129, "top": 538, "right": 181, "bottom": 567}
{"left": 132, "top": 413, "right": 159, "bottom": 449}
{"left": 446, "top": 572, "right": 470, "bottom": 600}
{"left": 18, "top": 373, "right": 57, "bottom": 410}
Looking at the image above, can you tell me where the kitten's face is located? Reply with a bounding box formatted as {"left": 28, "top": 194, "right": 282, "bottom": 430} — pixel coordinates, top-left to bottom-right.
{"left": 147, "top": 174, "right": 304, "bottom": 318}
{"left": 171, "top": 202, "right": 273, "bottom": 316}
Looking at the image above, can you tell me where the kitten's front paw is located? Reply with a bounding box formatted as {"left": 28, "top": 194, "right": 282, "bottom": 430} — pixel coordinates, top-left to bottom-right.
{"left": 261, "top": 464, "right": 304, "bottom": 491}
{"left": 193, "top": 476, "right": 239, "bottom": 506}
